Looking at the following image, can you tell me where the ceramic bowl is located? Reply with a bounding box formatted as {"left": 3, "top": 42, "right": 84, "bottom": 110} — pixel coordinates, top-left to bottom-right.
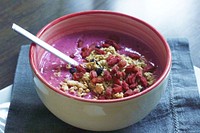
{"left": 29, "top": 10, "right": 171, "bottom": 131}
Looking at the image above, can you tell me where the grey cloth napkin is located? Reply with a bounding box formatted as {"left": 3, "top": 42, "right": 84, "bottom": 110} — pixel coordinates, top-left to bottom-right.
{"left": 5, "top": 38, "right": 200, "bottom": 133}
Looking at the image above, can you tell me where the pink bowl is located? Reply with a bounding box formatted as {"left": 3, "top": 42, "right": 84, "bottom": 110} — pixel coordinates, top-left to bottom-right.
{"left": 30, "top": 10, "right": 171, "bottom": 131}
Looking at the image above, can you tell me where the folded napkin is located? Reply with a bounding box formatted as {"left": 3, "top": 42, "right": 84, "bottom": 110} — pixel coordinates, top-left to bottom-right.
{"left": 5, "top": 38, "right": 200, "bottom": 133}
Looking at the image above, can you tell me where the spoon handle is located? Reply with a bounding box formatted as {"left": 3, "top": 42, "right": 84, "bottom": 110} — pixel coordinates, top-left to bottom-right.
{"left": 12, "top": 23, "right": 79, "bottom": 66}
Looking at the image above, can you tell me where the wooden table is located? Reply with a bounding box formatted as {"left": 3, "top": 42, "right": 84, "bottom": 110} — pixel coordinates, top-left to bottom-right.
{"left": 0, "top": 0, "right": 200, "bottom": 90}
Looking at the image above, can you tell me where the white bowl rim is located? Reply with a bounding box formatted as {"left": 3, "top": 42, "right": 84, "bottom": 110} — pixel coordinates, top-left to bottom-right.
{"left": 29, "top": 10, "right": 172, "bottom": 103}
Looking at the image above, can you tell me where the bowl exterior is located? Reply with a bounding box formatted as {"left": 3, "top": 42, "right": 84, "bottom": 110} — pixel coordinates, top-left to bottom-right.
{"left": 33, "top": 71, "right": 169, "bottom": 131}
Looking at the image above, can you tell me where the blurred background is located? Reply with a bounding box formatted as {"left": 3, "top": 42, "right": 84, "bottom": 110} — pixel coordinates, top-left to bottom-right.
{"left": 0, "top": 0, "right": 200, "bottom": 89}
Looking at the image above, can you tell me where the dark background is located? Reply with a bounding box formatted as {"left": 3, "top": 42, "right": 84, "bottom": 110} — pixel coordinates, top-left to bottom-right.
{"left": 0, "top": 0, "right": 200, "bottom": 89}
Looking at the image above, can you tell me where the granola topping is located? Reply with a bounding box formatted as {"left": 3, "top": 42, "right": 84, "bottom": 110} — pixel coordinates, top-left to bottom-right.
{"left": 60, "top": 39, "right": 157, "bottom": 100}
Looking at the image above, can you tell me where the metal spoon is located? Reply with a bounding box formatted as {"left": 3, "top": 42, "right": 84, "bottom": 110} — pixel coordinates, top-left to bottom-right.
{"left": 12, "top": 23, "right": 79, "bottom": 66}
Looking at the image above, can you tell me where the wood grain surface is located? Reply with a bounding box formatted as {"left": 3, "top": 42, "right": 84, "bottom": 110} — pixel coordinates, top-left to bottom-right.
{"left": 0, "top": 0, "right": 200, "bottom": 89}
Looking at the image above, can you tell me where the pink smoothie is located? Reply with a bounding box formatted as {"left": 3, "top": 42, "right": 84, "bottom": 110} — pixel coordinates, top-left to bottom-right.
{"left": 39, "top": 30, "right": 160, "bottom": 96}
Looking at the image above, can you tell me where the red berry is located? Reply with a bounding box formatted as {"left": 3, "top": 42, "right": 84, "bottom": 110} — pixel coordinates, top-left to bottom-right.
{"left": 129, "top": 83, "right": 138, "bottom": 89}
{"left": 107, "top": 57, "right": 119, "bottom": 66}
{"left": 118, "top": 60, "right": 127, "bottom": 68}
{"left": 121, "top": 71, "right": 126, "bottom": 79}
{"left": 81, "top": 47, "right": 93, "bottom": 58}
{"left": 136, "top": 71, "right": 148, "bottom": 87}
{"left": 103, "top": 70, "right": 112, "bottom": 81}
{"left": 113, "top": 86, "right": 122, "bottom": 93}
{"left": 105, "top": 87, "right": 113, "bottom": 98}
{"left": 76, "top": 65, "right": 86, "bottom": 73}
{"left": 91, "top": 77, "right": 104, "bottom": 84}
{"left": 112, "top": 42, "right": 121, "bottom": 50}
{"left": 125, "top": 65, "right": 139, "bottom": 73}
{"left": 126, "top": 73, "right": 136, "bottom": 85}
{"left": 124, "top": 89, "right": 134, "bottom": 97}
{"left": 125, "top": 65, "right": 134, "bottom": 73}
{"left": 113, "top": 77, "right": 121, "bottom": 85}
{"left": 106, "top": 55, "right": 115, "bottom": 61}
{"left": 140, "top": 76, "right": 148, "bottom": 87}
{"left": 107, "top": 56, "right": 121, "bottom": 67}
{"left": 102, "top": 43, "right": 110, "bottom": 48}
{"left": 90, "top": 70, "right": 97, "bottom": 79}
{"left": 122, "top": 81, "right": 129, "bottom": 91}
{"left": 116, "top": 71, "right": 123, "bottom": 78}
{"left": 73, "top": 72, "right": 84, "bottom": 80}
{"left": 105, "top": 40, "right": 121, "bottom": 50}
{"left": 94, "top": 48, "right": 105, "bottom": 55}
{"left": 111, "top": 65, "right": 119, "bottom": 75}
{"left": 128, "top": 52, "right": 141, "bottom": 59}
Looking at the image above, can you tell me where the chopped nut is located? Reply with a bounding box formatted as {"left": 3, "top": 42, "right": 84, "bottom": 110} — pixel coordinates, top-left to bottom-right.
{"left": 94, "top": 83, "right": 104, "bottom": 94}
{"left": 61, "top": 85, "right": 69, "bottom": 91}
{"left": 66, "top": 80, "right": 87, "bottom": 89}
{"left": 78, "top": 88, "right": 84, "bottom": 93}
{"left": 85, "top": 89, "right": 90, "bottom": 93}
{"left": 113, "top": 92, "right": 124, "bottom": 98}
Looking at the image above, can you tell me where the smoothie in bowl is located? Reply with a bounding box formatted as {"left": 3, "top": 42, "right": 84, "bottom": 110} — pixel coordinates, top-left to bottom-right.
{"left": 40, "top": 30, "right": 160, "bottom": 100}
{"left": 30, "top": 10, "right": 171, "bottom": 131}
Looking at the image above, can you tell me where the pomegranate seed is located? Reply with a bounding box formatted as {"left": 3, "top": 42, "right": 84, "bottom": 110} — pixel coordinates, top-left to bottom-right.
{"left": 125, "top": 65, "right": 134, "bottom": 73}
{"left": 126, "top": 73, "right": 136, "bottom": 85}
{"left": 105, "top": 40, "right": 121, "bottom": 50}
{"left": 73, "top": 72, "right": 84, "bottom": 80}
{"left": 140, "top": 76, "right": 148, "bottom": 87}
{"left": 91, "top": 77, "right": 104, "bottom": 84}
{"left": 103, "top": 70, "right": 112, "bottom": 81}
{"left": 94, "top": 48, "right": 105, "bottom": 55}
{"left": 136, "top": 70, "right": 143, "bottom": 78}
{"left": 128, "top": 52, "right": 141, "bottom": 59}
{"left": 124, "top": 89, "right": 134, "bottom": 97}
{"left": 118, "top": 60, "right": 127, "bottom": 68}
{"left": 113, "top": 77, "right": 121, "bottom": 85}
{"left": 102, "top": 43, "right": 110, "bottom": 48}
{"left": 122, "top": 81, "right": 129, "bottom": 91}
{"left": 112, "top": 84, "right": 121, "bottom": 88}
{"left": 107, "top": 57, "right": 120, "bottom": 66}
{"left": 111, "top": 65, "right": 119, "bottom": 75}
{"left": 81, "top": 47, "right": 93, "bottom": 58}
{"left": 121, "top": 71, "right": 126, "bottom": 79}
{"left": 116, "top": 71, "right": 123, "bottom": 78}
{"left": 135, "top": 71, "right": 147, "bottom": 87}
{"left": 125, "top": 65, "right": 139, "bottom": 73}
{"left": 113, "top": 86, "right": 122, "bottom": 93}
{"left": 129, "top": 83, "right": 138, "bottom": 89}
{"left": 76, "top": 65, "right": 86, "bottom": 73}
{"left": 90, "top": 70, "right": 97, "bottom": 79}
{"left": 105, "top": 87, "right": 113, "bottom": 98}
